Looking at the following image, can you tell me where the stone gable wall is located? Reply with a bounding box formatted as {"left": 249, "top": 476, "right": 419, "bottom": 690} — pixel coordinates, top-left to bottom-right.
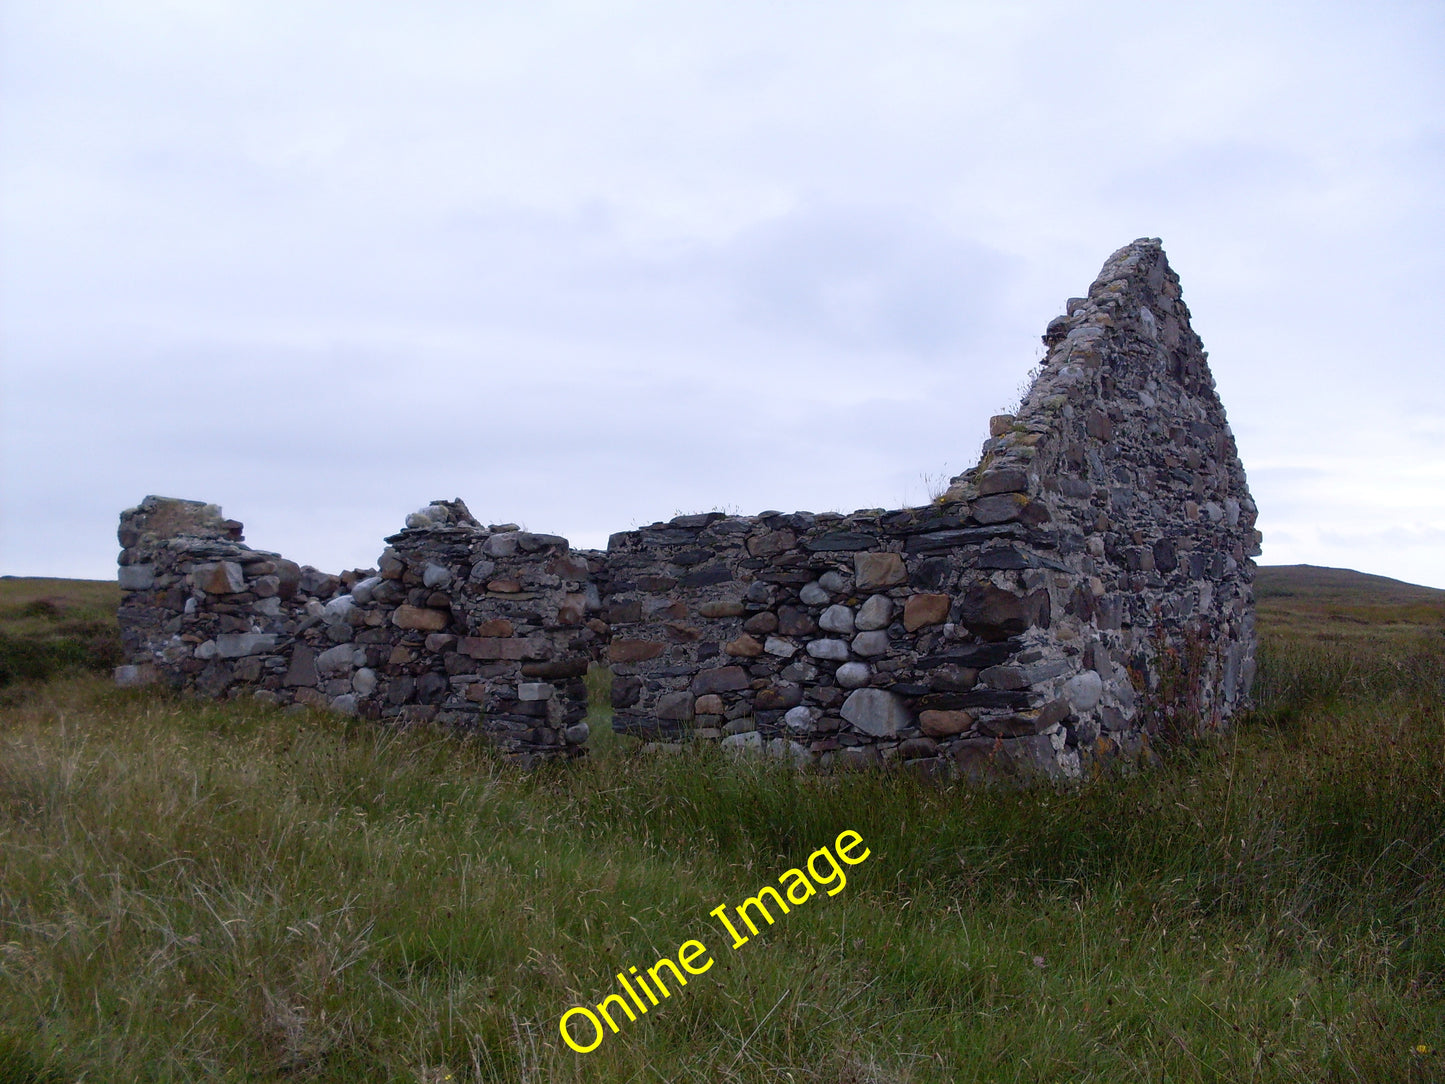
{"left": 598, "top": 239, "right": 1260, "bottom": 780}
{"left": 115, "top": 239, "right": 1260, "bottom": 779}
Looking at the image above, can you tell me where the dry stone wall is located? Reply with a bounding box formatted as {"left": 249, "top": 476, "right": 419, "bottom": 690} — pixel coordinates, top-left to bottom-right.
{"left": 601, "top": 239, "right": 1259, "bottom": 780}
{"left": 116, "top": 497, "right": 603, "bottom": 764}
{"left": 116, "top": 239, "right": 1259, "bottom": 780}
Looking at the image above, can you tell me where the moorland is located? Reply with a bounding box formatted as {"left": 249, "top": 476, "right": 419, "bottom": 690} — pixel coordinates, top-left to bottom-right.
{"left": 0, "top": 565, "right": 1441, "bottom": 1082}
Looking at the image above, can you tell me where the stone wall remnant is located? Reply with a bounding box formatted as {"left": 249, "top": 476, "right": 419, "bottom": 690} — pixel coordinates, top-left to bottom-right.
{"left": 116, "top": 496, "right": 603, "bottom": 764}
{"left": 116, "top": 239, "right": 1259, "bottom": 779}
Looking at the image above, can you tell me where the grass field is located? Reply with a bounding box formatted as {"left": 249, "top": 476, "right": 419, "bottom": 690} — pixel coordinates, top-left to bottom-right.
{"left": 1253, "top": 564, "right": 1445, "bottom": 644}
{"left": 0, "top": 567, "right": 1442, "bottom": 1082}
{"left": 0, "top": 577, "right": 121, "bottom": 689}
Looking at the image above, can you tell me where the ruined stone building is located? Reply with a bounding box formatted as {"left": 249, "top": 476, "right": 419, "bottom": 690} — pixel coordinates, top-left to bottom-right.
{"left": 116, "top": 239, "right": 1260, "bottom": 780}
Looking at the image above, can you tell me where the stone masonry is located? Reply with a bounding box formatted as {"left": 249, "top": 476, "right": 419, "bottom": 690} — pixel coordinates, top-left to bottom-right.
{"left": 116, "top": 239, "right": 1260, "bottom": 779}
{"left": 116, "top": 497, "right": 602, "bottom": 763}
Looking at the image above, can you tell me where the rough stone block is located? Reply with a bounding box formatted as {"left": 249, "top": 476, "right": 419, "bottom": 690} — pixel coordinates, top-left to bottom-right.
{"left": 959, "top": 585, "right": 1050, "bottom": 641}
{"left": 971, "top": 494, "right": 1029, "bottom": 525}
{"left": 118, "top": 564, "right": 155, "bottom": 591}
{"left": 722, "top": 731, "right": 763, "bottom": 755}
{"left": 113, "top": 663, "right": 158, "bottom": 687}
{"left": 840, "top": 688, "right": 911, "bottom": 737}
{"left": 608, "top": 639, "right": 665, "bottom": 663}
{"left": 854, "top": 552, "right": 906, "bottom": 590}
{"left": 976, "top": 468, "right": 1029, "bottom": 496}
{"left": 755, "top": 683, "right": 803, "bottom": 710}
{"left": 393, "top": 604, "right": 448, "bottom": 631}
{"left": 557, "top": 593, "right": 587, "bottom": 625}
{"left": 1086, "top": 408, "right": 1114, "bottom": 441}
{"left": 463, "top": 637, "right": 530, "bottom": 661}
{"left": 284, "top": 647, "right": 319, "bottom": 688}
{"left": 654, "top": 691, "right": 695, "bottom": 720}
{"left": 777, "top": 606, "right": 816, "bottom": 636}
{"left": 215, "top": 633, "right": 276, "bottom": 658}
{"left": 919, "top": 709, "right": 973, "bottom": 737}
{"left": 691, "top": 666, "right": 750, "bottom": 695}
{"left": 850, "top": 631, "right": 889, "bottom": 657}
{"left": 193, "top": 561, "right": 245, "bottom": 595}
{"left": 903, "top": 593, "right": 950, "bottom": 631}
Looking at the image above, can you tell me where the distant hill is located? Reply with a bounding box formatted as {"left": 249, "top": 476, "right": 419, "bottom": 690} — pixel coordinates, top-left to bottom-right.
{"left": 1255, "top": 564, "right": 1445, "bottom": 607}
{"left": 1254, "top": 564, "right": 1445, "bottom": 639}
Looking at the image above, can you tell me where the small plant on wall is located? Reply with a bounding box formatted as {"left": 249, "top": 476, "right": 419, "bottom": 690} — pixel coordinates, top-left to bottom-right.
{"left": 1138, "top": 621, "right": 1221, "bottom": 746}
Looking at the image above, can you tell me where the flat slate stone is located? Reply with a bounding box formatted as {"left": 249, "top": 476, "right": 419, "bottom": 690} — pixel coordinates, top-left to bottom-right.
{"left": 804, "top": 532, "right": 879, "bottom": 552}
{"left": 904, "top": 526, "right": 1022, "bottom": 553}
{"left": 681, "top": 565, "right": 733, "bottom": 588}
{"left": 283, "top": 646, "right": 318, "bottom": 687}
{"left": 607, "top": 639, "right": 665, "bottom": 663}
{"left": 975, "top": 546, "right": 1031, "bottom": 569}
{"left": 917, "top": 642, "right": 1019, "bottom": 670}
{"left": 691, "top": 666, "right": 750, "bottom": 695}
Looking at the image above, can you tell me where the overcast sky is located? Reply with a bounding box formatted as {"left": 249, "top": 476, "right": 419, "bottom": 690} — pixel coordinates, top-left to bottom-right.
{"left": 3, "top": 0, "right": 1442, "bottom": 588}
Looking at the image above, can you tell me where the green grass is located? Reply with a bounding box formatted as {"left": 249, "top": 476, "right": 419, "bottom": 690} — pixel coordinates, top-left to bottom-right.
{"left": 0, "top": 577, "right": 121, "bottom": 687}
{"left": 0, "top": 572, "right": 1442, "bottom": 1081}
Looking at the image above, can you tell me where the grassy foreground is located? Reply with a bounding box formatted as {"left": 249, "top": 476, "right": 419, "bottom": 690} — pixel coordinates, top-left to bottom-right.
{"left": 0, "top": 573, "right": 1442, "bottom": 1082}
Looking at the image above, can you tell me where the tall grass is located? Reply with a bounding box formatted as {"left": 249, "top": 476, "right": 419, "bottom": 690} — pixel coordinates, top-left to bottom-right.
{"left": 0, "top": 631, "right": 1442, "bottom": 1081}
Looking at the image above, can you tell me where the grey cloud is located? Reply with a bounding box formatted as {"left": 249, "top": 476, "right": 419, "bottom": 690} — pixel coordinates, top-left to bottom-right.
{"left": 715, "top": 203, "right": 1015, "bottom": 356}
{"left": 2, "top": 1, "right": 1442, "bottom": 589}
